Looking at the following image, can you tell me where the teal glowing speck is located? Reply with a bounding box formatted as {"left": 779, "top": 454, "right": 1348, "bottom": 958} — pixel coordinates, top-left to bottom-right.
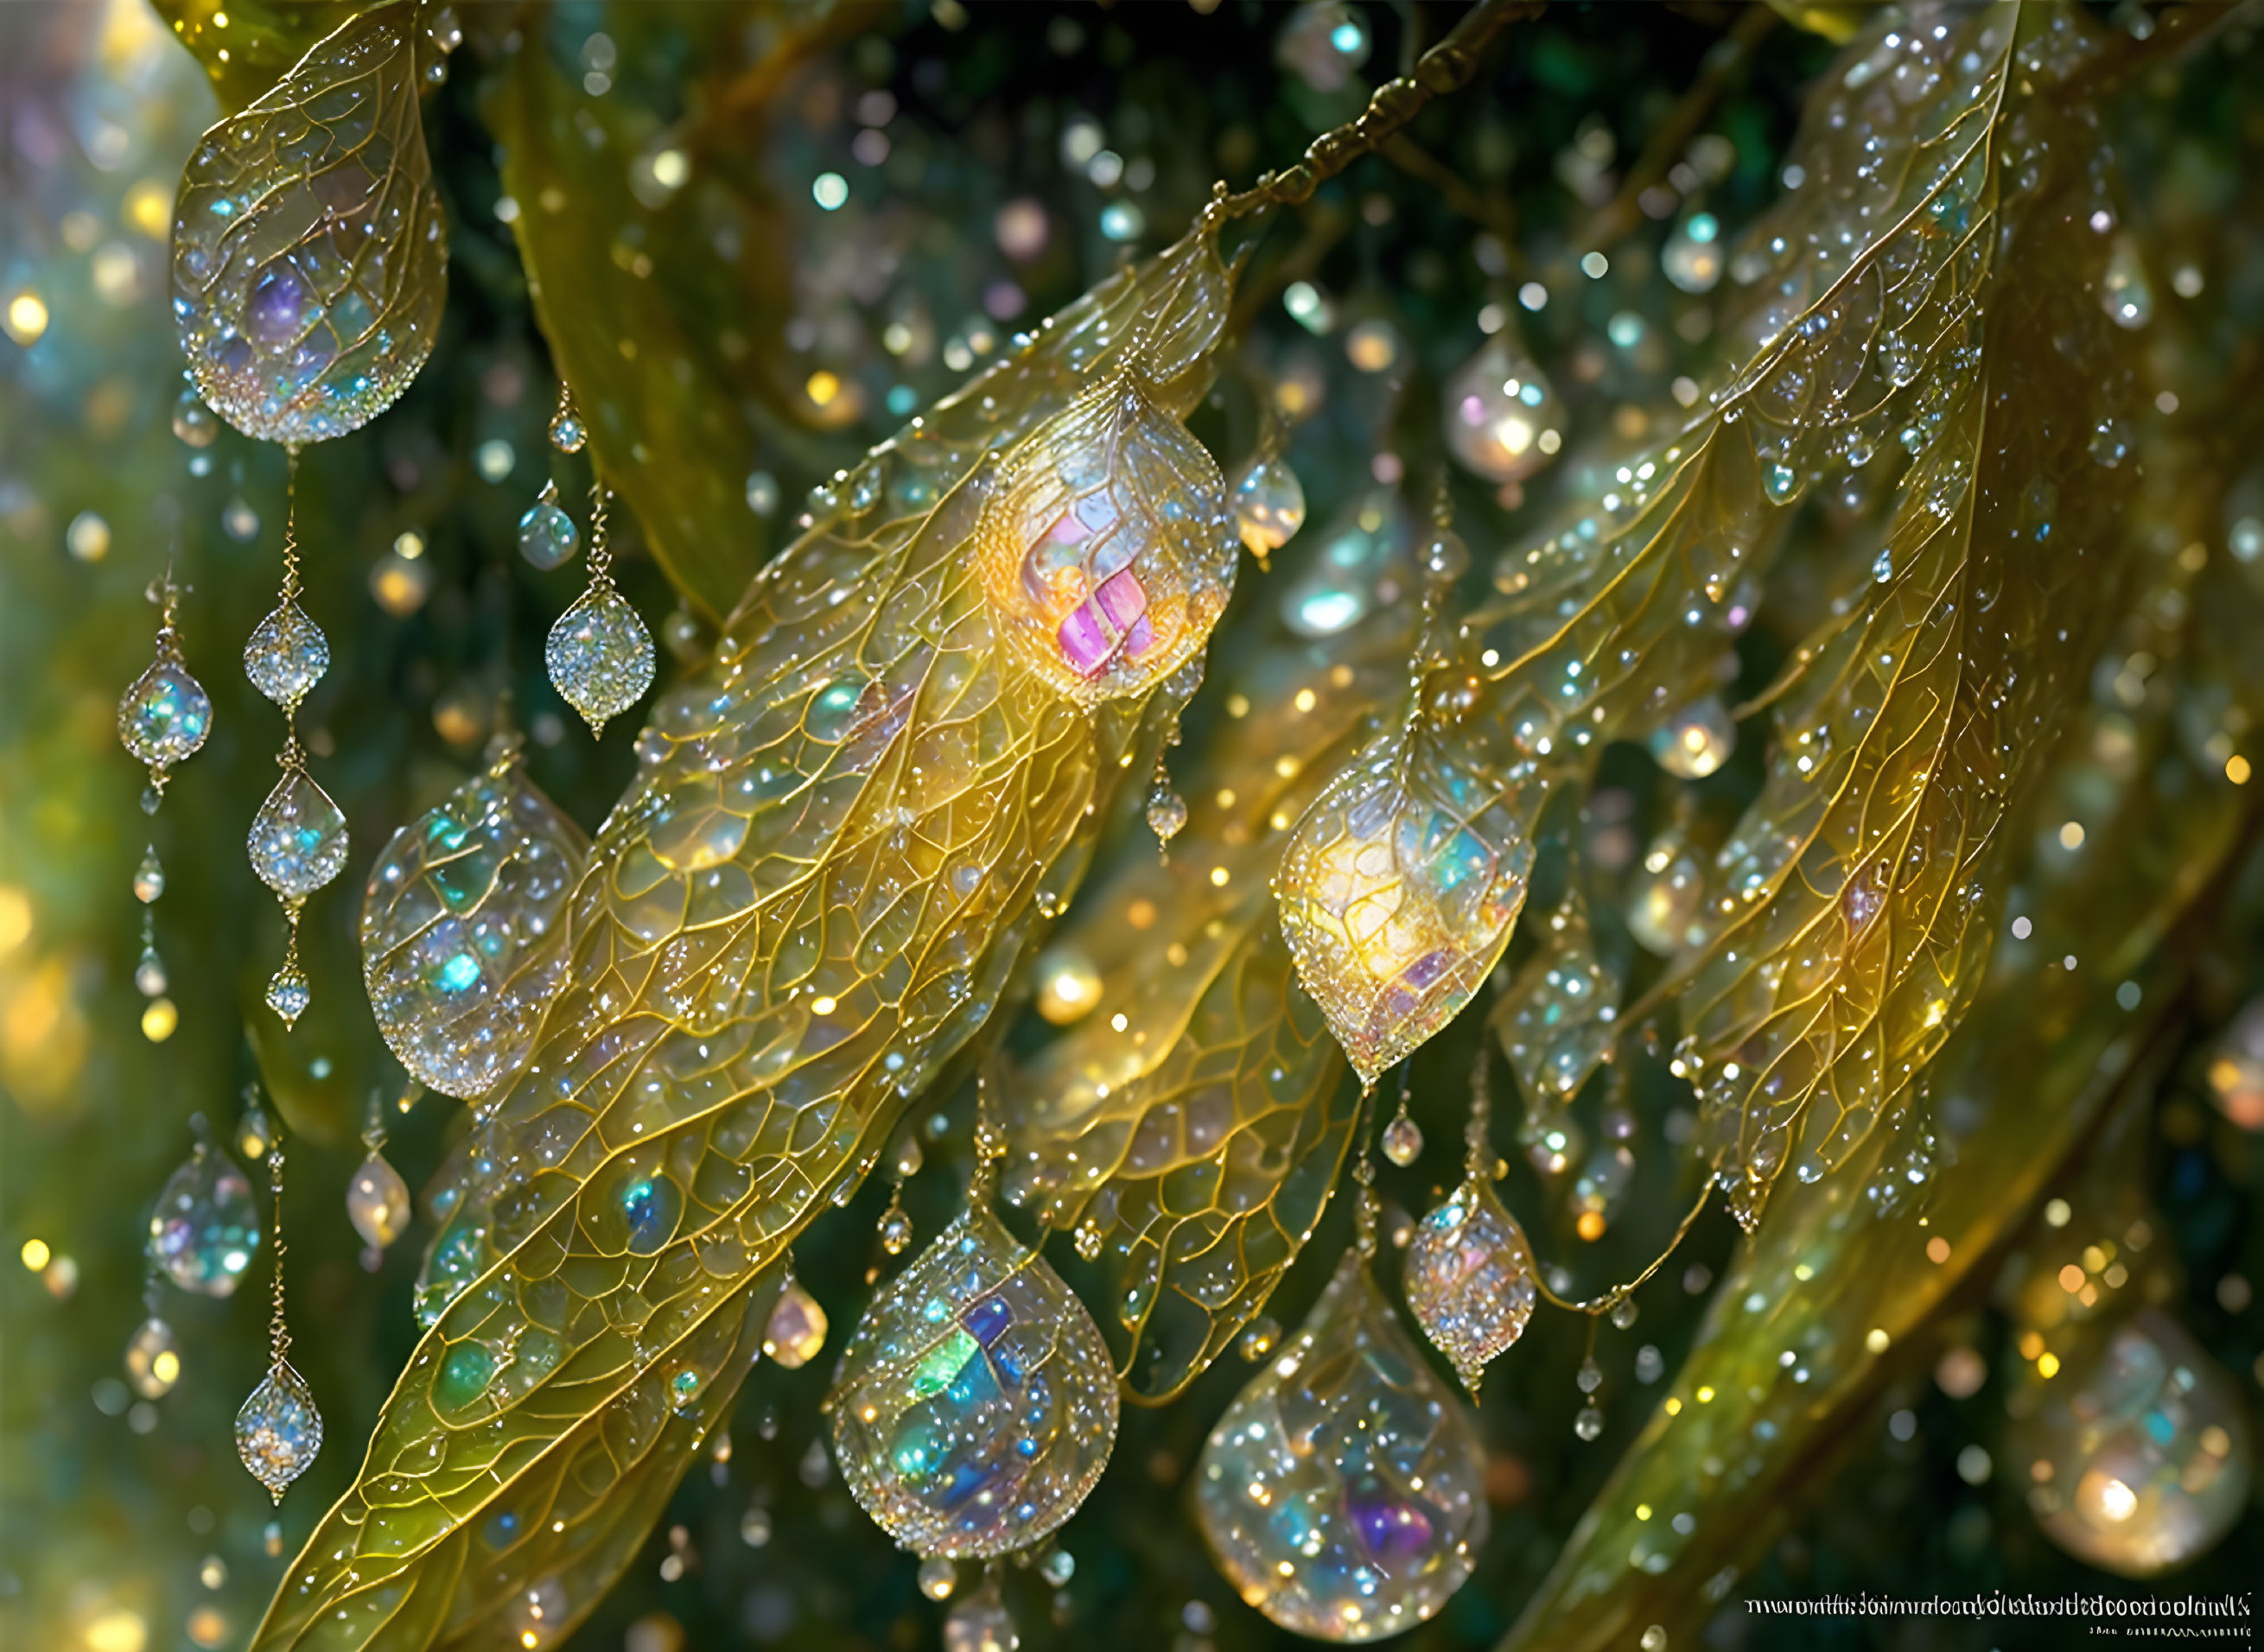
{"left": 437, "top": 952, "right": 480, "bottom": 993}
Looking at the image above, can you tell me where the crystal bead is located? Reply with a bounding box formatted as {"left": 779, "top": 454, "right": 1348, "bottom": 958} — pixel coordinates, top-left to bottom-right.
{"left": 1649, "top": 694, "right": 1737, "bottom": 778}
{"left": 829, "top": 1205, "right": 1118, "bottom": 1559}
{"left": 517, "top": 480, "right": 580, "bottom": 570}
{"left": 135, "top": 946, "right": 168, "bottom": 998}
{"left": 1574, "top": 1405, "right": 1605, "bottom": 1441}
{"left": 2013, "top": 1309, "right": 2251, "bottom": 1576}
{"left": 172, "top": 385, "right": 219, "bottom": 448}
{"left": 1404, "top": 1172, "right": 1537, "bottom": 1394}
{"left": 147, "top": 1143, "right": 259, "bottom": 1297}
{"left": 235, "top": 1359, "right": 323, "bottom": 1500}
{"left": 1236, "top": 1314, "right": 1281, "bottom": 1362}
{"left": 247, "top": 767, "right": 349, "bottom": 897}
{"left": 1229, "top": 452, "right": 1307, "bottom": 561}
{"left": 118, "top": 649, "right": 213, "bottom": 778}
{"left": 1381, "top": 1110, "right": 1424, "bottom": 1166}
{"left": 1194, "top": 1247, "right": 1487, "bottom": 1638}
{"left": 1626, "top": 825, "right": 1705, "bottom": 956}
{"left": 347, "top": 1150, "right": 411, "bottom": 1249}
{"left": 879, "top": 1206, "right": 914, "bottom": 1255}
{"left": 360, "top": 742, "right": 591, "bottom": 1097}
{"left": 265, "top": 961, "right": 310, "bottom": 1027}
{"left": 546, "top": 581, "right": 656, "bottom": 735}
{"left": 761, "top": 1279, "right": 828, "bottom": 1369}
{"left": 140, "top": 785, "right": 162, "bottom": 816}
{"left": 919, "top": 1555, "right": 957, "bottom": 1601}
{"left": 548, "top": 406, "right": 587, "bottom": 453}
{"left": 1038, "top": 1547, "right": 1074, "bottom": 1586}
{"left": 1144, "top": 783, "right": 1187, "bottom": 845}
{"left": 133, "top": 847, "right": 165, "bottom": 903}
{"left": 243, "top": 600, "right": 330, "bottom": 710}
{"left": 124, "top": 1316, "right": 181, "bottom": 1399}
{"left": 237, "top": 1097, "right": 273, "bottom": 1161}
{"left": 944, "top": 1579, "right": 1020, "bottom": 1652}
{"left": 171, "top": 10, "right": 444, "bottom": 444}
{"left": 1442, "top": 334, "right": 1564, "bottom": 486}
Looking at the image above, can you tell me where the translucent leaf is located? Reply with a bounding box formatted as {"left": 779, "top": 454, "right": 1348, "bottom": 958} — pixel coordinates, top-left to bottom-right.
{"left": 1003, "top": 489, "right": 1422, "bottom": 1399}
{"left": 1281, "top": 2, "right": 2022, "bottom": 1088}
{"left": 248, "top": 222, "right": 1241, "bottom": 1651}
{"left": 171, "top": 3, "right": 448, "bottom": 445}
{"left": 152, "top": 0, "right": 349, "bottom": 117}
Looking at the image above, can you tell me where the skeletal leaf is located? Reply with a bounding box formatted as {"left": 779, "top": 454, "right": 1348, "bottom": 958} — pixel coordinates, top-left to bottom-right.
{"left": 170, "top": 2, "right": 448, "bottom": 446}
{"left": 1281, "top": 0, "right": 2021, "bottom": 1094}
{"left": 1656, "top": 4, "right": 2148, "bottom": 1229}
{"left": 249, "top": 221, "right": 1241, "bottom": 1651}
{"left": 1504, "top": 370, "right": 2259, "bottom": 1652}
{"left": 1004, "top": 492, "right": 1421, "bottom": 1398}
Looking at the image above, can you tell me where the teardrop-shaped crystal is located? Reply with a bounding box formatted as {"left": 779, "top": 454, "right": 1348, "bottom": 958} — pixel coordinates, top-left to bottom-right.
{"left": 828, "top": 1204, "right": 1119, "bottom": 1559}
{"left": 133, "top": 847, "right": 165, "bottom": 903}
{"left": 266, "top": 960, "right": 311, "bottom": 1027}
{"left": 1145, "top": 783, "right": 1187, "bottom": 845}
{"left": 243, "top": 600, "right": 330, "bottom": 710}
{"left": 971, "top": 372, "right": 1235, "bottom": 706}
{"left": 347, "top": 1150, "right": 411, "bottom": 1249}
{"left": 235, "top": 1358, "right": 323, "bottom": 1500}
{"left": 546, "top": 581, "right": 656, "bottom": 736}
{"left": 944, "top": 1578, "right": 1021, "bottom": 1652}
{"left": 247, "top": 767, "right": 349, "bottom": 897}
{"left": 1404, "top": 1172, "right": 1537, "bottom": 1394}
{"left": 118, "top": 649, "right": 213, "bottom": 775}
{"left": 764, "top": 1279, "right": 830, "bottom": 1369}
{"left": 171, "top": 9, "right": 446, "bottom": 443}
{"left": 1230, "top": 452, "right": 1307, "bottom": 561}
{"left": 1442, "top": 334, "right": 1564, "bottom": 486}
{"left": 548, "top": 406, "right": 587, "bottom": 453}
{"left": 360, "top": 744, "right": 592, "bottom": 1097}
{"left": 135, "top": 946, "right": 168, "bottom": 998}
{"left": 1649, "top": 693, "right": 1737, "bottom": 778}
{"left": 125, "top": 1315, "right": 181, "bottom": 1399}
{"left": 147, "top": 1143, "right": 259, "bottom": 1297}
{"left": 1194, "top": 1247, "right": 1488, "bottom": 1638}
{"left": 1381, "top": 1110, "right": 1424, "bottom": 1166}
{"left": 518, "top": 480, "right": 581, "bottom": 570}
{"left": 1496, "top": 890, "right": 1622, "bottom": 1105}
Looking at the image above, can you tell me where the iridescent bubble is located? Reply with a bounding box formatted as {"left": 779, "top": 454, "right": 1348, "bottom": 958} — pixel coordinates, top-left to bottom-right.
{"left": 1230, "top": 453, "right": 1307, "bottom": 562}
{"left": 147, "top": 1141, "right": 259, "bottom": 1296}
{"left": 125, "top": 1316, "right": 181, "bottom": 1399}
{"left": 1650, "top": 694, "right": 1737, "bottom": 778}
{"left": 360, "top": 739, "right": 590, "bottom": 1098}
{"left": 518, "top": 482, "right": 582, "bottom": 573}
{"left": 2013, "top": 1310, "right": 2251, "bottom": 1577}
{"left": 1442, "top": 334, "right": 1564, "bottom": 486}
{"left": 346, "top": 1150, "right": 411, "bottom": 1249}
{"left": 828, "top": 1205, "right": 1118, "bottom": 1559}
{"left": 1195, "top": 1247, "right": 1487, "bottom": 1638}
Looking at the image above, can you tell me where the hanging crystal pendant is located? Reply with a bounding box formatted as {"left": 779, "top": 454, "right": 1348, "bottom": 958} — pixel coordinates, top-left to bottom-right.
{"left": 360, "top": 733, "right": 591, "bottom": 1098}
{"left": 237, "top": 1359, "right": 324, "bottom": 1501}
{"left": 546, "top": 484, "right": 654, "bottom": 735}
{"left": 1648, "top": 693, "right": 1737, "bottom": 778}
{"left": 547, "top": 581, "right": 655, "bottom": 735}
{"left": 146, "top": 1137, "right": 259, "bottom": 1297}
{"left": 347, "top": 1152, "right": 411, "bottom": 1249}
{"left": 243, "top": 599, "right": 331, "bottom": 708}
{"left": 124, "top": 1314, "right": 181, "bottom": 1400}
{"left": 133, "top": 847, "right": 165, "bottom": 903}
{"left": 1405, "top": 1172, "right": 1538, "bottom": 1394}
{"left": 247, "top": 765, "right": 351, "bottom": 898}
{"left": 518, "top": 478, "right": 580, "bottom": 569}
{"left": 1381, "top": 1106, "right": 1424, "bottom": 1166}
{"left": 1229, "top": 451, "right": 1307, "bottom": 568}
{"left": 547, "top": 383, "right": 587, "bottom": 453}
{"left": 1144, "top": 775, "right": 1187, "bottom": 847}
{"left": 762, "top": 1274, "right": 829, "bottom": 1369}
{"left": 1194, "top": 1245, "right": 1489, "bottom": 1639}
{"left": 118, "top": 583, "right": 212, "bottom": 804}
{"left": 827, "top": 1203, "right": 1119, "bottom": 1560}
{"left": 1442, "top": 330, "right": 1564, "bottom": 486}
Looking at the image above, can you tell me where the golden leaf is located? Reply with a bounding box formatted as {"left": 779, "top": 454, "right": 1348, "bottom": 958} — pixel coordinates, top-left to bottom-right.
{"left": 249, "top": 222, "right": 1242, "bottom": 1651}
{"left": 170, "top": 2, "right": 448, "bottom": 445}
